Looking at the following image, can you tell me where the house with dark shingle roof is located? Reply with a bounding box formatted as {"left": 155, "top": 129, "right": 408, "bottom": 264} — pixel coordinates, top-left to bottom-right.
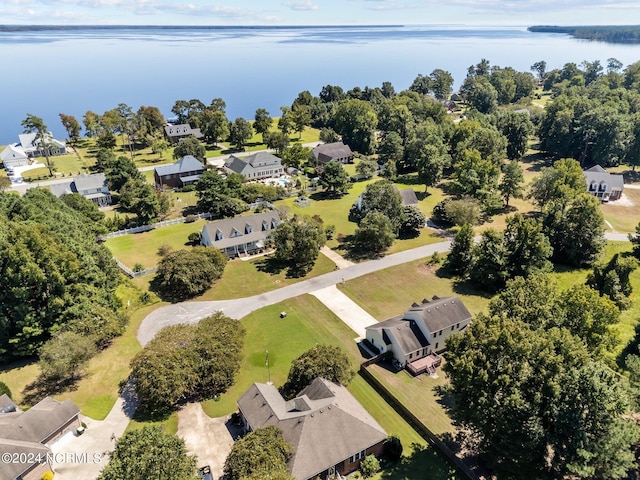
{"left": 366, "top": 296, "right": 472, "bottom": 375}
{"left": 224, "top": 152, "right": 284, "bottom": 180}
{"left": 311, "top": 142, "right": 353, "bottom": 165}
{"left": 0, "top": 394, "right": 81, "bottom": 480}
{"left": 163, "top": 123, "right": 204, "bottom": 144}
{"left": 584, "top": 165, "right": 624, "bottom": 202}
{"left": 49, "top": 173, "right": 112, "bottom": 207}
{"left": 237, "top": 378, "right": 387, "bottom": 480}
{"left": 200, "top": 211, "right": 281, "bottom": 257}
{"left": 154, "top": 155, "right": 205, "bottom": 189}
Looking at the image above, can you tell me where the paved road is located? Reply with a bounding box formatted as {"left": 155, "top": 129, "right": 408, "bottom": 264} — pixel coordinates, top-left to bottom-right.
{"left": 137, "top": 238, "right": 453, "bottom": 346}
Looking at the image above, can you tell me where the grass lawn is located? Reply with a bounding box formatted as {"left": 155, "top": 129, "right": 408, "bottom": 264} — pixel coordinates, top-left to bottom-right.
{"left": 194, "top": 251, "right": 336, "bottom": 301}
{"left": 199, "top": 294, "right": 460, "bottom": 478}
{"left": 338, "top": 261, "right": 492, "bottom": 321}
{"left": 104, "top": 219, "right": 207, "bottom": 270}
{"left": 126, "top": 412, "right": 179, "bottom": 435}
{"left": 601, "top": 187, "right": 640, "bottom": 233}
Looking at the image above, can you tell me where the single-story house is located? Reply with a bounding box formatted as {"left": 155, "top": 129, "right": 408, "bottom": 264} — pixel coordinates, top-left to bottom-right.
{"left": 200, "top": 211, "right": 281, "bottom": 257}
{"left": 311, "top": 142, "right": 353, "bottom": 165}
{"left": 366, "top": 296, "right": 472, "bottom": 375}
{"left": 224, "top": 152, "right": 284, "bottom": 180}
{"left": 154, "top": 155, "right": 205, "bottom": 189}
{"left": 163, "top": 123, "right": 204, "bottom": 144}
{"left": 584, "top": 165, "right": 624, "bottom": 202}
{"left": 0, "top": 394, "right": 81, "bottom": 480}
{"left": 49, "top": 173, "right": 112, "bottom": 207}
{"left": 355, "top": 186, "right": 418, "bottom": 211}
{"left": 18, "top": 133, "right": 66, "bottom": 158}
{"left": 1, "top": 144, "right": 30, "bottom": 170}
{"left": 237, "top": 377, "right": 387, "bottom": 480}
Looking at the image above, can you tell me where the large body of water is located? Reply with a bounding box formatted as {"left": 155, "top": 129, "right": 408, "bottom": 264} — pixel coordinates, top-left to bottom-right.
{"left": 2, "top": 25, "right": 640, "bottom": 145}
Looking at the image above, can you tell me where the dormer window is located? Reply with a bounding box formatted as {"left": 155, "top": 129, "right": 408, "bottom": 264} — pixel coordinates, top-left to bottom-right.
{"left": 245, "top": 224, "right": 252, "bottom": 234}
{"left": 599, "top": 182, "right": 607, "bottom": 192}
{"left": 215, "top": 229, "right": 224, "bottom": 241}
{"left": 230, "top": 228, "right": 241, "bottom": 238}
{"left": 262, "top": 221, "right": 269, "bottom": 231}
{"left": 589, "top": 181, "right": 597, "bottom": 191}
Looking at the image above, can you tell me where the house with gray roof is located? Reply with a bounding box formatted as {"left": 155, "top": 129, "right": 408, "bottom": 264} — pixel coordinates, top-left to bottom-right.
{"left": 200, "top": 211, "right": 281, "bottom": 257}
{"left": 49, "top": 172, "right": 112, "bottom": 207}
{"left": 1, "top": 144, "right": 30, "bottom": 170}
{"left": 584, "top": 165, "right": 624, "bottom": 202}
{"left": 224, "top": 152, "right": 284, "bottom": 180}
{"left": 366, "top": 296, "right": 472, "bottom": 375}
{"left": 154, "top": 155, "right": 205, "bottom": 189}
{"left": 237, "top": 377, "right": 387, "bottom": 480}
{"left": 311, "top": 142, "right": 353, "bottom": 165}
{"left": 17, "top": 133, "right": 67, "bottom": 158}
{"left": 0, "top": 395, "right": 81, "bottom": 480}
{"left": 163, "top": 123, "right": 204, "bottom": 144}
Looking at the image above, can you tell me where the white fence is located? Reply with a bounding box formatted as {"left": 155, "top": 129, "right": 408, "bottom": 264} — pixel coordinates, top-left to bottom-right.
{"left": 100, "top": 212, "right": 212, "bottom": 240}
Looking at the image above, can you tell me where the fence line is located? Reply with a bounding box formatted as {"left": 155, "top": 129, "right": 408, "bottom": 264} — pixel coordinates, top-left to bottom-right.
{"left": 359, "top": 364, "right": 483, "bottom": 480}
{"left": 100, "top": 212, "right": 212, "bottom": 240}
{"left": 115, "top": 259, "right": 157, "bottom": 278}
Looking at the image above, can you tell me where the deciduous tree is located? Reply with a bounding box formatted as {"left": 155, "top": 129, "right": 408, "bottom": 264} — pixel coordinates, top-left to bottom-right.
{"left": 59, "top": 113, "right": 81, "bottom": 146}
{"left": 273, "top": 216, "right": 326, "bottom": 277}
{"left": 38, "top": 332, "right": 96, "bottom": 381}
{"left": 498, "top": 159, "right": 525, "bottom": 207}
{"left": 173, "top": 136, "right": 206, "bottom": 162}
{"left": 229, "top": 117, "right": 253, "bottom": 150}
{"left": 444, "top": 223, "right": 474, "bottom": 277}
{"left": 254, "top": 108, "right": 273, "bottom": 142}
{"left": 353, "top": 212, "right": 396, "bottom": 255}
{"left": 333, "top": 99, "right": 378, "bottom": 154}
{"left": 319, "top": 160, "right": 350, "bottom": 196}
{"left": 22, "top": 113, "right": 54, "bottom": 175}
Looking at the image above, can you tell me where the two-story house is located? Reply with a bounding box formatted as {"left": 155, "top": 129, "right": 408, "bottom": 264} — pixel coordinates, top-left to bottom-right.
{"left": 49, "top": 173, "right": 112, "bottom": 207}
{"left": 200, "top": 211, "right": 281, "bottom": 257}
{"left": 224, "top": 152, "right": 284, "bottom": 180}
{"left": 154, "top": 155, "right": 205, "bottom": 189}
{"left": 311, "top": 142, "right": 353, "bottom": 165}
{"left": 584, "top": 165, "right": 624, "bottom": 202}
{"left": 163, "top": 123, "right": 204, "bottom": 144}
{"left": 365, "top": 296, "right": 472, "bottom": 375}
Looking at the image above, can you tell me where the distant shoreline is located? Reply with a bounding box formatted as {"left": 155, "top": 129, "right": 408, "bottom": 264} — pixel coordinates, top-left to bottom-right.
{"left": 0, "top": 24, "right": 404, "bottom": 32}
{"left": 528, "top": 25, "right": 640, "bottom": 44}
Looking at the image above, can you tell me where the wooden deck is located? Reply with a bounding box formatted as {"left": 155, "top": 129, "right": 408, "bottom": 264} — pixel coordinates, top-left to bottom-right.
{"left": 407, "top": 353, "right": 442, "bottom": 376}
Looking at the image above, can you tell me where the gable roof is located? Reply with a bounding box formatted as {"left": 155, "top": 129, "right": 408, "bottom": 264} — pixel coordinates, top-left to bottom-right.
{"left": 1, "top": 144, "right": 28, "bottom": 162}
{"left": 583, "top": 165, "right": 624, "bottom": 192}
{"left": 164, "top": 123, "right": 203, "bottom": 139}
{"left": 201, "top": 211, "right": 281, "bottom": 249}
{"left": 367, "top": 316, "right": 429, "bottom": 354}
{"left": 312, "top": 142, "right": 352, "bottom": 161}
{"left": 396, "top": 187, "right": 418, "bottom": 206}
{"left": 0, "top": 397, "right": 80, "bottom": 444}
{"left": 155, "top": 155, "right": 204, "bottom": 177}
{"left": 0, "top": 438, "right": 51, "bottom": 480}
{"left": 74, "top": 173, "right": 107, "bottom": 191}
{"left": 238, "top": 378, "right": 386, "bottom": 480}
{"left": 18, "top": 132, "right": 65, "bottom": 151}
{"left": 49, "top": 180, "right": 75, "bottom": 197}
{"left": 407, "top": 296, "right": 472, "bottom": 332}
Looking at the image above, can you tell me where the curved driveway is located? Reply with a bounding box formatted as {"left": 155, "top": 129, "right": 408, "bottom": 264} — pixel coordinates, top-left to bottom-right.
{"left": 137, "top": 239, "right": 452, "bottom": 346}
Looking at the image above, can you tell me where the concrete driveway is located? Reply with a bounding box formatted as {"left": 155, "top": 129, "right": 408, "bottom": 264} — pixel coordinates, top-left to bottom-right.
{"left": 311, "top": 285, "right": 377, "bottom": 338}
{"left": 177, "top": 403, "right": 238, "bottom": 480}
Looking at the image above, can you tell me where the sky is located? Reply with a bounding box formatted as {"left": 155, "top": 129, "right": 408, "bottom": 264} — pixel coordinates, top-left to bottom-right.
{"left": 2, "top": 0, "right": 640, "bottom": 26}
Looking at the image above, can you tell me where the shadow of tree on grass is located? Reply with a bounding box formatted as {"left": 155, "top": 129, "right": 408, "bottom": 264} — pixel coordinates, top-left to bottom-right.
{"left": 380, "top": 442, "right": 460, "bottom": 480}
{"left": 22, "top": 373, "right": 81, "bottom": 406}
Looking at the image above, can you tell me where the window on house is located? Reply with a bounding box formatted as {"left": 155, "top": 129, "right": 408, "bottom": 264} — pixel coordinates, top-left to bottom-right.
{"left": 215, "top": 231, "right": 223, "bottom": 240}
{"left": 456, "top": 323, "right": 460, "bottom": 329}
{"left": 262, "top": 221, "right": 269, "bottom": 231}
{"left": 245, "top": 224, "right": 252, "bottom": 234}
{"left": 435, "top": 343, "right": 439, "bottom": 349}
{"left": 451, "top": 326, "right": 455, "bottom": 331}
{"left": 350, "top": 450, "right": 366, "bottom": 463}
{"left": 409, "top": 353, "right": 413, "bottom": 359}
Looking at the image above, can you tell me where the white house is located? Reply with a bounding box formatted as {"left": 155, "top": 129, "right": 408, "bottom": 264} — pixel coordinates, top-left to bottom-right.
{"left": 200, "top": 211, "right": 281, "bottom": 257}
{"left": 365, "top": 296, "right": 472, "bottom": 375}
{"left": 1, "top": 144, "right": 30, "bottom": 169}
{"left": 49, "top": 173, "right": 112, "bottom": 207}
{"left": 224, "top": 152, "right": 284, "bottom": 180}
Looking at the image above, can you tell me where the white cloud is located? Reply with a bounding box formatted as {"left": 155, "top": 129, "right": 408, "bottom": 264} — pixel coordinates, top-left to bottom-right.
{"left": 284, "top": 0, "right": 319, "bottom": 11}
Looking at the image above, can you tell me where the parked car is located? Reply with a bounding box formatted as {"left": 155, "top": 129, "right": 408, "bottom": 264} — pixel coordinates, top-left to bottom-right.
{"left": 198, "top": 465, "right": 213, "bottom": 480}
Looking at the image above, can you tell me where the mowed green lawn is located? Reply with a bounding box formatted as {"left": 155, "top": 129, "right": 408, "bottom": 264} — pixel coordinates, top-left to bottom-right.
{"left": 601, "top": 187, "right": 640, "bottom": 233}
{"left": 200, "top": 294, "right": 461, "bottom": 479}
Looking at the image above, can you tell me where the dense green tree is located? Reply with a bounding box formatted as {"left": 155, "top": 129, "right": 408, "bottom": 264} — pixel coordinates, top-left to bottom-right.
{"left": 38, "top": 332, "right": 96, "bottom": 381}
{"left": 453, "top": 123, "right": 507, "bottom": 167}
{"left": 319, "top": 127, "right": 340, "bottom": 144}
{"left": 498, "top": 159, "right": 525, "bottom": 207}
{"left": 0, "top": 381, "right": 11, "bottom": 398}
{"left": 0, "top": 189, "right": 120, "bottom": 361}
{"left": 630, "top": 222, "right": 640, "bottom": 259}
{"left": 356, "top": 180, "right": 404, "bottom": 232}
{"left": 436, "top": 197, "right": 482, "bottom": 227}
{"left": 355, "top": 158, "right": 378, "bottom": 178}
{"left": 451, "top": 149, "right": 500, "bottom": 198}
{"left": 360, "top": 455, "right": 381, "bottom": 478}
{"left": 278, "top": 106, "right": 294, "bottom": 136}
{"left": 528, "top": 158, "right": 586, "bottom": 208}
{"left": 83, "top": 110, "right": 101, "bottom": 137}
{"left": 131, "top": 313, "right": 243, "bottom": 413}
{"left": 587, "top": 253, "right": 638, "bottom": 309}
{"left": 543, "top": 193, "right": 605, "bottom": 267}
{"left": 264, "top": 131, "right": 289, "bottom": 155}
{"left": 469, "top": 229, "right": 509, "bottom": 292}
{"left": 282, "top": 345, "right": 355, "bottom": 397}
{"left": 490, "top": 68, "right": 517, "bottom": 104}
{"left": 400, "top": 205, "right": 425, "bottom": 235}
{"left": 430, "top": 69, "right": 454, "bottom": 100}
{"left": 273, "top": 216, "right": 326, "bottom": 277}
{"left": 495, "top": 111, "right": 534, "bottom": 160}
{"left": 503, "top": 214, "right": 553, "bottom": 278}
{"left": 353, "top": 212, "right": 396, "bottom": 255}
{"left": 0, "top": 177, "right": 10, "bottom": 191}
{"left": 319, "top": 160, "right": 350, "bottom": 196}
{"left": 106, "top": 155, "right": 143, "bottom": 191}
{"left": 280, "top": 143, "right": 310, "bottom": 169}
{"left": 377, "top": 131, "right": 404, "bottom": 165}
{"left": 291, "top": 104, "right": 311, "bottom": 138}
{"left": 409, "top": 74, "right": 432, "bottom": 95}
{"left": 153, "top": 247, "right": 227, "bottom": 301}
{"left": 530, "top": 60, "right": 547, "bottom": 81}
{"left": 59, "top": 113, "right": 81, "bottom": 146}
{"left": 462, "top": 76, "right": 498, "bottom": 114}
{"left": 223, "top": 426, "right": 293, "bottom": 480}
{"left": 98, "top": 426, "right": 198, "bottom": 480}
{"left": 625, "top": 113, "right": 640, "bottom": 170}
{"left": 229, "top": 117, "right": 253, "bottom": 150}
{"left": 333, "top": 99, "right": 378, "bottom": 154}
{"left": 380, "top": 159, "right": 397, "bottom": 181}
{"left": 254, "top": 108, "right": 273, "bottom": 142}
{"left": 131, "top": 182, "right": 161, "bottom": 224}
{"left": 173, "top": 136, "right": 206, "bottom": 162}
{"left": 416, "top": 143, "right": 448, "bottom": 193}
{"left": 195, "top": 170, "right": 248, "bottom": 218}
{"left": 199, "top": 109, "right": 229, "bottom": 146}
{"left": 61, "top": 193, "right": 105, "bottom": 225}
{"left": 444, "top": 223, "right": 474, "bottom": 277}
{"left": 22, "top": 113, "right": 54, "bottom": 175}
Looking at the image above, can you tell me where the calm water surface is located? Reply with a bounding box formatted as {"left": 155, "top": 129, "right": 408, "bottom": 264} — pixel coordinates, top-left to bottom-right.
{"left": 2, "top": 25, "right": 640, "bottom": 144}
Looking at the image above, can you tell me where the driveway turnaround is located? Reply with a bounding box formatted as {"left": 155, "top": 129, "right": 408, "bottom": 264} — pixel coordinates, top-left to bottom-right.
{"left": 310, "top": 285, "right": 377, "bottom": 338}
{"left": 177, "top": 403, "right": 236, "bottom": 480}
{"left": 137, "top": 239, "right": 453, "bottom": 346}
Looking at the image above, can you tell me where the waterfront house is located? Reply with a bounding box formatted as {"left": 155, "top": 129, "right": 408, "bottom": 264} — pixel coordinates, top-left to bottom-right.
{"left": 154, "top": 155, "right": 205, "bottom": 189}
{"left": 311, "top": 142, "right": 353, "bottom": 165}
{"left": 49, "top": 173, "right": 112, "bottom": 207}
{"left": 163, "top": 123, "right": 204, "bottom": 144}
